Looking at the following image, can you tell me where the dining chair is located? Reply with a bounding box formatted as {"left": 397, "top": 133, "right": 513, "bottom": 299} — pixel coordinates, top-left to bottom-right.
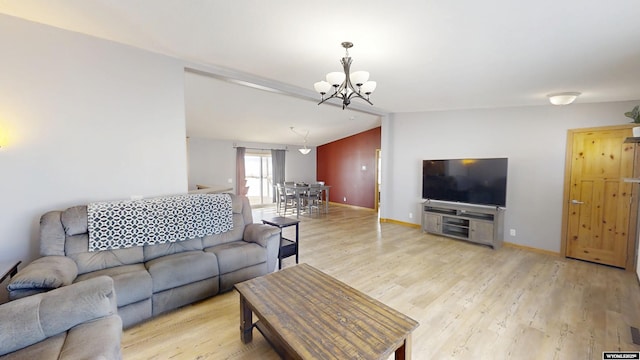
{"left": 303, "top": 184, "right": 322, "bottom": 214}
{"left": 313, "top": 181, "right": 325, "bottom": 207}
{"left": 277, "top": 183, "right": 296, "bottom": 215}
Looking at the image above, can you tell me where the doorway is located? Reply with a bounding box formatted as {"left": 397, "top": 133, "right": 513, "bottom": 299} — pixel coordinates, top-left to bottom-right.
{"left": 561, "top": 124, "right": 638, "bottom": 269}
{"left": 375, "top": 149, "right": 381, "bottom": 212}
{"left": 245, "top": 152, "right": 273, "bottom": 206}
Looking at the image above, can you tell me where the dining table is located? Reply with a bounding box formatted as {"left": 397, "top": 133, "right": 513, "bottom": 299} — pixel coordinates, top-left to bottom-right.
{"left": 283, "top": 184, "right": 331, "bottom": 218}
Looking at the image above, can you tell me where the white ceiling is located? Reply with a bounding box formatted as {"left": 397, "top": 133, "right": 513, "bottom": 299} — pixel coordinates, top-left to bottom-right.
{"left": 1, "top": 1, "right": 639, "bottom": 146}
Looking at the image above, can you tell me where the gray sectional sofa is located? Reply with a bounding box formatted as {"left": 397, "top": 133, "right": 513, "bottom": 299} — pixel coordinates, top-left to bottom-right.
{"left": 0, "top": 275, "right": 122, "bottom": 359}
{"left": 7, "top": 194, "right": 280, "bottom": 328}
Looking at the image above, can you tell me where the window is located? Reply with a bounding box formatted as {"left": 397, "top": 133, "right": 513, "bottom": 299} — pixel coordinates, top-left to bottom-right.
{"left": 244, "top": 152, "right": 273, "bottom": 206}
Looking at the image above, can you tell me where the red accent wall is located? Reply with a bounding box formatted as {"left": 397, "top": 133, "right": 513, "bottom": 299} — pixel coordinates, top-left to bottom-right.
{"left": 317, "top": 127, "right": 381, "bottom": 209}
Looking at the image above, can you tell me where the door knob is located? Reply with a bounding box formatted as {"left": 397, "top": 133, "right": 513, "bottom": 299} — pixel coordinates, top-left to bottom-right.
{"left": 571, "top": 199, "right": 584, "bottom": 204}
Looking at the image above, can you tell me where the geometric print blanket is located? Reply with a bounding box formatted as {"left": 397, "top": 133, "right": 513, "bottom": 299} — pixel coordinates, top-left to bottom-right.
{"left": 87, "top": 193, "right": 233, "bottom": 252}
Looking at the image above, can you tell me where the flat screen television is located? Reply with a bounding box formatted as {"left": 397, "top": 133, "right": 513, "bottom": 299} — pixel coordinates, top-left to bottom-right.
{"left": 422, "top": 158, "right": 508, "bottom": 207}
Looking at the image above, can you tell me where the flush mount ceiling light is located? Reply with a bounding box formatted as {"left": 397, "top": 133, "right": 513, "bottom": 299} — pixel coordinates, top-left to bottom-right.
{"left": 290, "top": 127, "right": 311, "bottom": 155}
{"left": 547, "top": 92, "right": 581, "bottom": 105}
{"left": 313, "top": 42, "right": 376, "bottom": 109}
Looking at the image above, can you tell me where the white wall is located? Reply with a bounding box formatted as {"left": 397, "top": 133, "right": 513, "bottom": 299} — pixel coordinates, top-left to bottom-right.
{"left": 380, "top": 101, "right": 640, "bottom": 252}
{"left": 187, "top": 137, "right": 317, "bottom": 192}
{"left": 0, "top": 15, "right": 188, "bottom": 270}
{"left": 285, "top": 146, "right": 318, "bottom": 184}
{"left": 187, "top": 137, "right": 236, "bottom": 189}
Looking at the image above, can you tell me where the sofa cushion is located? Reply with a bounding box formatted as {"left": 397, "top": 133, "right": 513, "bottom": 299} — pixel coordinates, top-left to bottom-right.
{"left": 60, "top": 205, "right": 88, "bottom": 236}
{"left": 205, "top": 241, "right": 266, "bottom": 275}
{"left": 40, "top": 211, "right": 66, "bottom": 256}
{"left": 201, "top": 194, "right": 251, "bottom": 248}
{"left": 145, "top": 251, "right": 219, "bottom": 293}
{"left": 202, "top": 213, "right": 245, "bottom": 248}
{"left": 66, "top": 234, "right": 144, "bottom": 274}
{"left": 143, "top": 237, "right": 204, "bottom": 262}
{"left": 75, "top": 264, "right": 152, "bottom": 306}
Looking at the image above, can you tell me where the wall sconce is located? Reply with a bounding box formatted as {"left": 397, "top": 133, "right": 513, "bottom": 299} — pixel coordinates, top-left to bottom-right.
{"left": 547, "top": 92, "right": 581, "bottom": 105}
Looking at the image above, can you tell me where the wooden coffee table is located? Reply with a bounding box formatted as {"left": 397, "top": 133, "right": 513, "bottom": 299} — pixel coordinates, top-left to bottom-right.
{"left": 234, "top": 263, "right": 419, "bottom": 359}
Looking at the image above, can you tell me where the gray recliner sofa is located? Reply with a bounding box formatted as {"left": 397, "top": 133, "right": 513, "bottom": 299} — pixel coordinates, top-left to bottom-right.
{"left": 7, "top": 194, "right": 280, "bottom": 328}
{"left": 0, "top": 275, "right": 122, "bottom": 359}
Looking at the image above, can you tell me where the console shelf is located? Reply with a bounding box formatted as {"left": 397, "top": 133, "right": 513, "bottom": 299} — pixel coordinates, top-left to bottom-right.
{"left": 422, "top": 200, "right": 505, "bottom": 249}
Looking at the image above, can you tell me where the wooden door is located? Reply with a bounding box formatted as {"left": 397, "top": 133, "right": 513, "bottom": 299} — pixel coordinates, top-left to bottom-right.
{"left": 564, "top": 126, "right": 635, "bottom": 268}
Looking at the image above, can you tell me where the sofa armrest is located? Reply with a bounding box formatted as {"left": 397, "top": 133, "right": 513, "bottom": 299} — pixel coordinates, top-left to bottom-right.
{"left": 7, "top": 256, "right": 78, "bottom": 300}
{"left": 243, "top": 223, "right": 281, "bottom": 248}
{"left": 0, "top": 276, "right": 117, "bottom": 356}
{"left": 244, "top": 223, "right": 281, "bottom": 272}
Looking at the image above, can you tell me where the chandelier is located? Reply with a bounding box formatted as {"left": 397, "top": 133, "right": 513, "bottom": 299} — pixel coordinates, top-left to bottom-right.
{"left": 313, "top": 42, "right": 376, "bottom": 109}
{"left": 290, "top": 127, "right": 311, "bottom": 155}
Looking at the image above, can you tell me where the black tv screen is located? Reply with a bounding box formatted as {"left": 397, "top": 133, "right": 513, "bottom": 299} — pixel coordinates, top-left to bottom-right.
{"left": 422, "top": 158, "right": 508, "bottom": 207}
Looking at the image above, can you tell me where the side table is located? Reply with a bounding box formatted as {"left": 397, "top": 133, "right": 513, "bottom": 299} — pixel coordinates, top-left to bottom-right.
{"left": 0, "top": 260, "right": 21, "bottom": 284}
{"left": 261, "top": 217, "right": 300, "bottom": 269}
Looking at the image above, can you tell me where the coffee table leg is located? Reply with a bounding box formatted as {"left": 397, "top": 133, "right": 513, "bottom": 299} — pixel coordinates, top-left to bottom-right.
{"left": 239, "top": 294, "right": 253, "bottom": 343}
{"left": 395, "top": 334, "right": 412, "bottom": 360}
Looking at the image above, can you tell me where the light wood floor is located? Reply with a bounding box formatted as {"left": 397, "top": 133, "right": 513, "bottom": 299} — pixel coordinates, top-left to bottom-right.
{"left": 122, "top": 205, "right": 640, "bottom": 359}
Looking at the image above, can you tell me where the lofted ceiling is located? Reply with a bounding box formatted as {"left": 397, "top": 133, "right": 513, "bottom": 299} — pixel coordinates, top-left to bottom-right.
{"left": 1, "top": 1, "right": 639, "bottom": 146}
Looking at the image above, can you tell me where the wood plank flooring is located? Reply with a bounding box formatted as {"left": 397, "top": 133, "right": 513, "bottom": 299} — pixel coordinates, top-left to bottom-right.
{"left": 122, "top": 204, "right": 640, "bottom": 359}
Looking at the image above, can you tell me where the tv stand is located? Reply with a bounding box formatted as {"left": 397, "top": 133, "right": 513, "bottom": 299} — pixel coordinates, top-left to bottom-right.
{"left": 422, "top": 200, "right": 505, "bottom": 249}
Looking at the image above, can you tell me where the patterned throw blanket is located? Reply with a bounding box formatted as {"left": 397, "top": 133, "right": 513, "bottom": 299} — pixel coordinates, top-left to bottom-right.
{"left": 87, "top": 194, "right": 233, "bottom": 252}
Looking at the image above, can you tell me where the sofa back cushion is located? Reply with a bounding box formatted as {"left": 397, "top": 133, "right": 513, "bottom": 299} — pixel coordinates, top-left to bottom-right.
{"left": 39, "top": 206, "right": 145, "bottom": 275}
{"left": 66, "top": 234, "right": 144, "bottom": 274}
{"left": 40, "top": 211, "right": 68, "bottom": 257}
{"left": 143, "top": 237, "right": 204, "bottom": 262}
{"left": 202, "top": 195, "right": 252, "bottom": 248}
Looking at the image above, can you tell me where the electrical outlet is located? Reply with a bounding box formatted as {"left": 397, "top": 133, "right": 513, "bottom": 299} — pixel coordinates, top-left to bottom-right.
{"left": 510, "top": 229, "right": 516, "bottom": 236}
{"left": 343, "top": 196, "right": 347, "bottom": 202}
{"left": 409, "top": 213, "right": 413, "bottom": 219}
